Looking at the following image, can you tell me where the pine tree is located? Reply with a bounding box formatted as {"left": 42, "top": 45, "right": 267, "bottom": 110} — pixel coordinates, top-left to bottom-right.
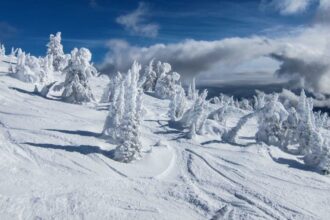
{"left": 100, "top": 72, "right": 122, "bottom": 103}
{"left": 179, "top": 89, "right": 209, "bottom": 137}
{"left": 0, "top": 44, "right": 5, "bottom": 56}
{"left": 255, "top": 94, "right": 289, "bottom": 146}
{"left": 169, "top": 91, "right": 177, "bottom": 121}
{"left": 141, "top": 59, "right": 157, "bottom": 91}
{"left": 114, "top": 61, "right": 144, "bottom": 163}
{"left": 13, "top": 50, "right": 40, "bottom": 83}
{"left": 103, "top": 78, "right": 125, "bottom": 141}
{"left": 47, "top": 32, "right": 66, "bottom": 71}
{"left": 61, "top": 48, "right": 96, "bottom": 103}
{"left": 187, "top": 78, "right": 197, "bottom": 100}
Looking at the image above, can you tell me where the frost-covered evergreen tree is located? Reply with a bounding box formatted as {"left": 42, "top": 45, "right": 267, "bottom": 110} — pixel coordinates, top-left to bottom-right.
{"left": 0, "top": 44, "right": 5, "bottom": 56}
{"left": 100, "top": 72, "right": 122, "bottom": 103}
{"left": 61, "top": 48, "right": 96, "bottom": 103}
{"left": 154, "top": 62, "right": 182, "bottom": 99}
{"left": 47, "top": 32, "right": 67, "bottom": 71}
{"left": 314, "top": 111, "right": 328, "bottom": 129}
{"left": 280, "top": 107, "right": 299, "bottom": 150}
{"left": 256, "top": 94, "right": 289, "bottom": 146}
{"left": 187, "top": 78, "right": 198, "bottom": 101}
{"left": 168, "top": 86, "right": 187, "bottom": 121}
{"left": 141, "top": 59, "right": 157, "bottom": 91}
{"left": 114, "top": 61, "right": 144, "bottom": 163}
{"left": 179, "top": 89, "right": 209, "bottom": 137}
{"left": 38, "top": 54, "right": 54, "bottom": 85}
{"left": 103, "top": 78, "right": 125, "bottom": 141}
{"left": 254, "top": 90, "right": 266, "bottom": 110}
{"left": 13, "top": 50, "right": 43, "bottom": 83}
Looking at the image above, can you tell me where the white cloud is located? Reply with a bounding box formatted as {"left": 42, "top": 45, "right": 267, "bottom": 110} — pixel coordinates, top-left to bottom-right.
{"left": 100, "top": 37, "right": 281, "bottom": 81}
{"left": 99, "top": 0, "right": 330, "bottom": 94}
{"left": 116, "top": 2, "right": 159, "bottom": 38}
{"left": 261, "top": 0, "right": 314, "bottom": 15}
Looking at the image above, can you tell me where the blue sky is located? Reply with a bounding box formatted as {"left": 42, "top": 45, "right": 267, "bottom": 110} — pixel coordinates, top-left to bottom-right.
{"left": 0, "top": 0, "right": 315, "bottom": 62}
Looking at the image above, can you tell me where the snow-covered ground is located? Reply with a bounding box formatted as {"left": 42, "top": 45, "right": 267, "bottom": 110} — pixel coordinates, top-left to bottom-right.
{"left": 0, "top": 56, "right": 330, "bottom": 220}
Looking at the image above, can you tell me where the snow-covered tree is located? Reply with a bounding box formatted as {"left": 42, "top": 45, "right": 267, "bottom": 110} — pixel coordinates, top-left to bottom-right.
{"left": 240, "top": 98, "right": 253, "bottom": 111}
{"left": 38, "top": 54, "right": 54, "bottom": 85}
{"left": 61, "top": 48, "right": 96, "bottom": 103}
{"left": 13, "top": 50, "right": 41, "bottom": 83}
{"left": 0, "top": 44, "right": 5, "bottom": 56}
{"left": 100, "top": 72, "right": 122, "bottom": 103}
{"left": 168, "top": 86, "right": 187, "bottom": 121}
{"left": 103, "top": 79, "right": 125, "bottom": 141}
{"left": 280, "top": 107, "right": 299, "bottom": 150}
{"left": 314, "top": 111, "right": 328, "bottom": 129}
{"left": 141, "top": 59, "right": 157, "bottom": 91}
{"left": 179, "top": 89, "right": 209, "bottom": 137}
{"left": 154, "top": 62, "right": 182, "bottom": 99}
{"left": 113, "top": 61, "right": 144, "bottom": 163}
{"left": 222, "top": 112, "right": 255, "bottom": 144}
{"left": 256, "top": 94, "right": 289, "bottom": 146}
{"left": 254, "top": 90, "right": 266, "bottom": 110}
{"left": 47, "top": 32, "right": 67, "bottom": 71}
{"left": 187, "top": 77, "right": 198, "bottom": 101}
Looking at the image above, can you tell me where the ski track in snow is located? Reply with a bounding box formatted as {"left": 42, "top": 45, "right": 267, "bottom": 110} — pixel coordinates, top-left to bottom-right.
{"left": 0, "top": 57, "right": 330, "bottom": 219}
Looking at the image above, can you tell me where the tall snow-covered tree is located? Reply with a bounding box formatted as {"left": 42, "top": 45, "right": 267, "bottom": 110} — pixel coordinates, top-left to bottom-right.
{"left": 280, "top": 107, "right": 299, "bottom": 150}
{"left": 103, "top": 78, "right": 125, "bottom": 141}
{"left": 254, "top": 90, "right": 266, "bottom": 110}
{"left": 100, "top": 72, "right": 123, "bottom": 103}
{"left": 47, "top": 32, "right": 67, "bottom": 71}
{"left": 0, "top": 44, "right": 5, "bottom": 56}
{"left": 38, "top": 54, "right": 54, "bottom": 85}
{"left": 113, "top": 61, "right": 144, "bottom": 163}
{"left": 141, "top": 59, "right": 157, "bottom": 91}
{"left": 168, "top": 86, "right": 187, "bottom": 121}
{"left": 61, "top": 48, "right": 97, "bottom": 103}
{"left": 187, "top": 77, "right": 198, "bottom": 101}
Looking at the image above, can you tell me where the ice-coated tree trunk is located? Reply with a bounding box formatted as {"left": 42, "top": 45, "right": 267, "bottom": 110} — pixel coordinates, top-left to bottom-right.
{"left": 222, "top": 112, "right": 256, "bottom": 144}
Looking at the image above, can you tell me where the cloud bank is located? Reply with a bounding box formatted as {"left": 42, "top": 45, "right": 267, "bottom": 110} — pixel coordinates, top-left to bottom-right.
{"left": 100, "top": 0, "right": 330, "bottom": 94}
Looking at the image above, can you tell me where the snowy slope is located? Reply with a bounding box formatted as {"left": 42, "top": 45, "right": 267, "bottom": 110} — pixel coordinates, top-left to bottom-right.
{"left": 0, "top": 57, "right": 330, "bottom": 220}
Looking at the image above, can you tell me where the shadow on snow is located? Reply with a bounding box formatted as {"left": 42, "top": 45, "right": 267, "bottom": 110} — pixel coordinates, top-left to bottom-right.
{"left": 24, "top": 142, "right": 115, "bottom": 158}
{"left": 45, "top": 129, "right": 101, "bottom": 138}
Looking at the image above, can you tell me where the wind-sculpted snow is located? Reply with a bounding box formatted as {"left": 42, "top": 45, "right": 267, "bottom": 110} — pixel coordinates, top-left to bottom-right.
{"left": 0, "top": 60, "right": 330, "bottom": 219}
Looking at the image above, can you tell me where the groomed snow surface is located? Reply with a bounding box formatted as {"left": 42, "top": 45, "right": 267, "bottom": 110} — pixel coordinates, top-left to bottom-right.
{"left": 0, "top": 57, "right": 330, "bottom": 220}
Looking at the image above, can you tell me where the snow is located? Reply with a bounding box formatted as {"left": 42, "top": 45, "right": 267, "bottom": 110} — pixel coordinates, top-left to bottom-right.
{"left": 1, "top": 56, "right": 330, "bottom": 219}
